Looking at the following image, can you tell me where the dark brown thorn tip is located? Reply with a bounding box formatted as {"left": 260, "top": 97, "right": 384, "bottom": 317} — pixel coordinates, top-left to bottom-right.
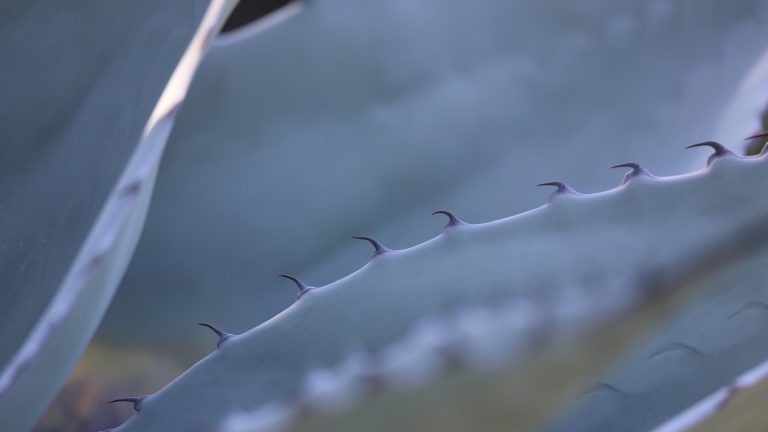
{"left": 746, "top": 131, "right": 768, "bottom": 140}
{"left": 746, "top": 131, "right": 768, "bottom": 156}
{"left": 197, "top": 322, "right": 232, "bottom": 349}
{"left": 685, "top": 141, "right": 729, "bottom": 153}
{"left": 538, "top": 181, "right": 564, "bottom": 189}
{"left": 108, "top": 397, "right": 145, "bottom": 412}
{"left": 278, "top": 273, "right": 311, "bottom": 296}
{"left": 685, "top": 141, "right": 733, "bottom": 166}
{"left": 610, "top": 162, "right": 652, "bottom": 184}
{"left": 352, "top": 236, "right": 390, "bottom": 256}
{"left": 432, "top": 210, "right": 464, "bottom": 227}
{"left": 610, "top": 162, "right": 640, "bottom": 171}
{"left": 538, "top": 182, "right": 577, "bottom": 202}
{"left": 537, "top": 181, "right": 575, "bottom": 192}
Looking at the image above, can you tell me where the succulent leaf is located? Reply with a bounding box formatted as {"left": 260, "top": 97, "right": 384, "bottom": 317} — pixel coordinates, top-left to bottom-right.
{"left": 224, "top": 234, "right": 768, "bottom": 432}
{"left": 547, "top": 243, "right": 768, "bottom": 431}
{"left": 0, "top": 1, "right": 238, "bottom": 429}
{"left": 108, "top": 0, "right": 768, "bottom": 355}
{"left": 111, "top": 153, "right": 768, "bottom": 431}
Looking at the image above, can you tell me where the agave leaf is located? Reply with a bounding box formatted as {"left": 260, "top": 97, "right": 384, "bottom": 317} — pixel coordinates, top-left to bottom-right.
{"left": 0, "top": 1, "right": 238, "bottom": 429}
{"left": 108, "top": 0, "right": 768, "bottom": 353}
{"left": 540, "top": 45, "right": 768, "bottom": 432}
{"left": 221, "top": 307, "right": 684, "bottom": 432}
{"left": 223, "top": 231, "right": 768, "bottom": 432}
{"left": 546, "top": 241, "right": 768, "bottom": 432}
{"left": 109, "top": 152, "right": 768, "bottom": 431}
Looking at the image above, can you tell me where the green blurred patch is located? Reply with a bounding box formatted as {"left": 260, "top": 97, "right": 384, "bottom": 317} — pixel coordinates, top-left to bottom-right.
{"left": 33, "top": 340, "right": 185, "bottom": 432}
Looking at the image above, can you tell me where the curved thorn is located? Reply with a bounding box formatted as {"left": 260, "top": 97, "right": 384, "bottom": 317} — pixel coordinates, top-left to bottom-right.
{"left": 197, "top": 322, "right": 227, "bottom": 338}
{"left": 610, "top": 162, "right": 642, "bottom": 172}
{"left": 746, "top": 131, "right": 768, "bottom": 140}
{"left": 610, "top": 162, "right": 652, "bottom": 185}
{"left": 278, "top": 273, "right": 312, "bottom": 297}
{"left": 685, "top": 141, "right": 733, "bottom": 166}
{"left": 649, "top": 342, "right": 704, "bottom": 360}
{"left": 432, "top": 210, "right": 465, "bottom": 228}
{"left": 352, "top": 236, "right": 390, "bottom": 257}
{"left": 578, "top": 383, "right": 628, "bottom": 399}
{"left": 537, "top": 181, "right": 569, "bottom": 192}
{"left": 728, "top": 301, "right": 768, "bottom": 319}
{"left": 685, "top": 141, "right": 729, "bottom": 153}
{"left": 751, "top": 132, "right": 768, "bottom": 156}
{"left": 537, "top": 181, "right": 576, "bottom": 202}
{"left": 197, "top": 322, "right": 233, "bottom": 349}
{"left": 108, "top": 396, "right": 145, "bottom": 412}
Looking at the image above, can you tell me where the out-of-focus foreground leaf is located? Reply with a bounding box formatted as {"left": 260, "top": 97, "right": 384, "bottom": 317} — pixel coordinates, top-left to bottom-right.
{"left": 652, "top": 356, "right": 768, "bottom": 432}
{"left": 0, "top": 1, "right": 238, "bottom": 429}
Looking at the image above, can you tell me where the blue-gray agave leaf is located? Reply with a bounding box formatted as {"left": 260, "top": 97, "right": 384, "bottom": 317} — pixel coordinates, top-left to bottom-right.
{"left": 547, "top": 243, "right": 768, "bottom": 432}
{"left": 112, "top": 151, "right": 768, "bottom": 432}
{"left": 223, "top": 234, "right": 768, "bottom": 432}
{"left": 108, "top": 0, "right": 768, "bottom": 354}
{"left": 0, "top": 1, "right": 238, "bottom": 430}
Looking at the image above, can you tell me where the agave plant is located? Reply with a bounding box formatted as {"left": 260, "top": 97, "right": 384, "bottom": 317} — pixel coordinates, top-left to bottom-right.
{"left": 2, "top": 0, "right": 768, "bottom": 431}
